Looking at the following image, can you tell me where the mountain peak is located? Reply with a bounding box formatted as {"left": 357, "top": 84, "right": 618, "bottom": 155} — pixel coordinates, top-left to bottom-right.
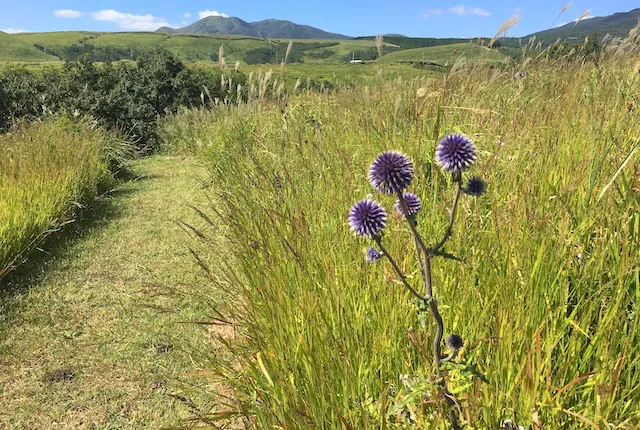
{"left": 157, "top": 16, "right": 350, "bottom": 39}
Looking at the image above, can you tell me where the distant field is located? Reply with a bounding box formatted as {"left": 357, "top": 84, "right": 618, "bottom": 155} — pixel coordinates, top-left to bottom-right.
{"left": 382, "top": 42, "right": 509, "bottom": 65}
{"left": 3, "top": 31, "right": 510, "bottom": 66}
{"left": 0, "top": 32, "right": 58, "bottom": 62}
{"left": 235, "top": 62, "right": 441, "bottom": 90}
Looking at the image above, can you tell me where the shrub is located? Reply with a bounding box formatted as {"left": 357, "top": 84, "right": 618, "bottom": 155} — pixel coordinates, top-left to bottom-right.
{"left": 0, "top": 50, "right": 247, "bottom": 149}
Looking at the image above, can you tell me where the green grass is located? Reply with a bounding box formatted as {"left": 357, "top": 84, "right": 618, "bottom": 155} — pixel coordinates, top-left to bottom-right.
{"left": 0, "top": 118, "right": 119, "bottom": 278}
{"left": 162, "top": 57, "right": 640, "bottom": 428}
{"left": 237, "top": 62, "right": 440, "bottom": 91}
{"left": 0, "top": 32, "right": 58, "bottom": 62}
{"left": 382, "top": 43, "right": 509, "bottom": 65}
{"left": 6, "top": 31, "right": 499, "bottom": 66}
{"left": 0, "top": 156, "right": 230, "bottom": 429}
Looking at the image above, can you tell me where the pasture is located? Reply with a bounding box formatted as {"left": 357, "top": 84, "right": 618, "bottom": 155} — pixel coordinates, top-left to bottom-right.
{"left": 0, "top": 27, "right": 639, "bottom": 430}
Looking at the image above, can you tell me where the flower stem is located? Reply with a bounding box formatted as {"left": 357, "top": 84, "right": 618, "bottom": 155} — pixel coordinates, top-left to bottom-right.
{"left": 397, "top": 188, "right": 462, "bottom": 429}
{"left": 373, "top": 237, "right": 428, "bottom": 301}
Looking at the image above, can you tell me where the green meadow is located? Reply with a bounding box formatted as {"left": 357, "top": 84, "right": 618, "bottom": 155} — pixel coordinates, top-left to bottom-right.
{"left": 1, "top": 27, "right": 639, "bottom": 430}
{"left": 160, "top": 57, "right": 640, "bottom": 428}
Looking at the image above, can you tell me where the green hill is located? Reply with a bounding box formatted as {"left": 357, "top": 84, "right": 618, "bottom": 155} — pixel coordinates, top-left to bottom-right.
{"left": 382, "top": 43, "right": 508, "bottom": 65}
{"left": 526, "top": 8, "right": 640, "bottom": 45}
{"left": 9, "top": 32, "right": 381, "bottom": 64}
{"left": 158, "top": 16, "right": 349, "bottom": 39}
{"left": 0, "top": 32, "right": 58, "bottom": 62}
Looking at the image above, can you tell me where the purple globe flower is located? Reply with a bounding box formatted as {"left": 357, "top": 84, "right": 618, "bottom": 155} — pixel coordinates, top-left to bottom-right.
{"left": 365, "top": 246, "right": 383, "bottom": 263}
{"left": 348, "top": 200, "right": 387, "bottom": 238}
{"left": 369, "top": 151, "right": 414, "bottom": 194}
{"left": 465, "top": 177, "right": 486, "bottom": 196}
{"left": 395, "top": 193, "right": 422, "bottom": 217}
{"left": 436, "top": 134, "right": 477, "bottom": 173}
{"left": 445, "top": 334, "right": 464, "bottom": 351}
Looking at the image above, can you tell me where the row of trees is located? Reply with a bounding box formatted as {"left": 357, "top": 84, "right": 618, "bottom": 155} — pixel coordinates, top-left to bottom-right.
{"left": 0, "top": 51, "right": 246, "bottom": 148}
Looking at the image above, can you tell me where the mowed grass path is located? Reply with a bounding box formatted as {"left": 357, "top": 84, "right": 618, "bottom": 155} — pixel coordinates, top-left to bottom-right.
{"left": 0, "top": 156, "right": 223, "bottom": 429}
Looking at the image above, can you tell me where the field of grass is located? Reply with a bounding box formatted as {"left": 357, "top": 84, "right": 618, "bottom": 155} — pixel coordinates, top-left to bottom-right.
{"left": 0, "top": 156, "right": 230, "bottom": 428}
{"left": 0, "top": 118, "right": 122, "bottom": 278}
{"left": 162, "top": 57, "right": 640, "bottom": 428}
{"left": 5, "top": 31, "right": 502, "bottom": 65}
{"left": 0, "top": 32, "right": 58, "bottom": 62}
{"left": 382, "top": 42, "right": 509, "bottom": 65}
{"left": 239, "top": 62, "right": 441, "bottom": 90}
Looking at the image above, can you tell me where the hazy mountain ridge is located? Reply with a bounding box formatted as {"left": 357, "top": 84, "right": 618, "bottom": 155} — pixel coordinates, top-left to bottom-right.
{"left": 524, "top": 8, "right": 640, "bottom": 45}
{"left": 157, "top": 16, "right": 350, "bottom": 39}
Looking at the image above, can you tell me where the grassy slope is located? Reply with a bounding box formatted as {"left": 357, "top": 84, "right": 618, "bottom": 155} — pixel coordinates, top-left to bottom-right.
{"left": 0, "top": 156, "right": 227, "bottom": 429}
{"left": 166, "top": 59, "right": 640, "bottom": 427}
{"left": 382, "top": 42, "right": 508, "bottom": 64}
{"left": 0, "top": 32, "right": 57, "bottom": 62}
{"left": 9, "top": 32, "right": 409, "bottom": 64}
{"left": 239, "top": 63, "right": 440, "bottom": 90}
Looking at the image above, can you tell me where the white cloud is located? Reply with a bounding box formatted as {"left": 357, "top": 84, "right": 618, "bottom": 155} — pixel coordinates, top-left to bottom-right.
{"left": 422, "top": 8, "right": 445, "bottom": 18}
{"left": 54, "top": 9, "right": 82, "bottom": 18}
{"left": 423, "top": 4, "right": 490, "bottom": 18}
{"left": 198, "top": 10, "right": 228, "bottom": 19}
{"left": 91, "top": 9, "right": 170, "bottom": 31}
{"left": 449, "top": 5, "right": 490, "bottom": 17}
{"left": 1, "top": 28, "right": 26, "bottom": 33}
{"left": 184, "top": 13, "right": 192, "bottom": 18}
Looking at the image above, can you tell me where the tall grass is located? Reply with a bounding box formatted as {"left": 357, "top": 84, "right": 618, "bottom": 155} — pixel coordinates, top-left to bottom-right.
{"left": 0, "top": 117, "right": 125, "bottom": 278}
{"left": 164, "top": 57, "right": 640, "bottom": 428}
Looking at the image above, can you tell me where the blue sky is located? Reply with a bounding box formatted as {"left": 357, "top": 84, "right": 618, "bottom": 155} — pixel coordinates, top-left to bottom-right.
{"left": 1, "top": 1, "right": 637, "bottom": 37}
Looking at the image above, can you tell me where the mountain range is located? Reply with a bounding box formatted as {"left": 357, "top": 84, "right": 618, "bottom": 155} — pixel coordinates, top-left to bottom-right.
{"left": 524, "top": 8, "right": 640, "bottom": 45}
{"left": 157, "top": 16, "right": 349, "bottom": 39}
{"left": 157, "top": 8, "right": 640, "bottom": 44}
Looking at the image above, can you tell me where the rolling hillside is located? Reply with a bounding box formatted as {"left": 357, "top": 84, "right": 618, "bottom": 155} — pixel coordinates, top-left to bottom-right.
{"left": 382, "top": 43, "right": 508, "bottom": 65}
{"left": 157, "top": 16, "right": 349, "bottom": 39}
{"left": 0, "top": 32, "right": 58, "bottom": 62}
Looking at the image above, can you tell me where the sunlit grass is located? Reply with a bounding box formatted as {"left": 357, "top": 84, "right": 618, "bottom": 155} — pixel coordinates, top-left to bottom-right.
{"left": 0, "top": 117, "right": 122, "bottom": 278}
{"left": 164, "top": 57, "right": 640, "bottom": 428}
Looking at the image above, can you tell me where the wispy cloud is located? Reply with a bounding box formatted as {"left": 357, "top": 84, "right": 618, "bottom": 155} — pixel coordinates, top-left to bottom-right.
{"left": 423, "top": 4, "right": 490, "bottom": 18}
{"left": 54, "top": 9, "right": 82, "bottom": 18}
{"left": 90, "top": 9, "right": 170, "bottom": 30}
{"left": 184, "top": 13, "right": 192, "bottom": 19}
{"left": 449, "top": 5, "right": 490, "bottom": 17}
{"left": 0, "top": 28, "right": 26, "bottom": 33}
{"left": 198, "top": 10, "right": 228, "bottom": 19}
{"left": 422, "top": 8, "right": 445, "bottom": 18}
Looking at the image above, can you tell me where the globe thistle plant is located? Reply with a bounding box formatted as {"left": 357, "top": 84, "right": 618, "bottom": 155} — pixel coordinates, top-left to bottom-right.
{"left": 365, "top": 246, "right": 383, "bottom": 263}
{"left": 347, "top": 141, "right": 486, "bottom": 429}
{"left": 369, "top": 151, "right": 414, "bottom": 194}
{"left": 348, "top": 200, "right": 387, "bottom": 238}
{"left": 446, "top": 334, "right": 464, "bottom": 351}
{"left": 436, "top": 133, "right": 477, "bottom": 174}
{"left": 395, "top": 193, "right": 421, "bottom": 218}
{"left": 465, "top": 176, "right": 486, "bottom": 196}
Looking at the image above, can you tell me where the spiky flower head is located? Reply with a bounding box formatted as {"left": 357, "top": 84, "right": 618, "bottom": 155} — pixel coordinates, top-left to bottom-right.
{"left": 365, "top": 246, "right": 383, "bottom": 263}
{"left": 348, "top": 200, "right": 387, "bottom": 238}
{"left": 436, "top": 133, "right": 477, "bottom": 173}
{"left": 465, "top": 177, "right": 486, "bottom": 196}
{"left": 369, "top": 151, "right": 414, "bottom": 194}
{"left": 395, "top": 192, "right": 422, "bottom": 218}
{"left": 445, "top": 334, "right": 464, "bottom": 351}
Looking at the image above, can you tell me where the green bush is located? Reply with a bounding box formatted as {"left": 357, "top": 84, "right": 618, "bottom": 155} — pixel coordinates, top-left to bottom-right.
{"left": 0, "top": 50, "right": 247, "bottom": 149}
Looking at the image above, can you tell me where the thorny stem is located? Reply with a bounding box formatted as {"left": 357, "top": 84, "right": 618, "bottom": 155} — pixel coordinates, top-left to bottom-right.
{"left": 396, "top": 184, "right": 463, "bottom": 430}
{"left": 373, "top": 237, "right": 428, "bottom": 302}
